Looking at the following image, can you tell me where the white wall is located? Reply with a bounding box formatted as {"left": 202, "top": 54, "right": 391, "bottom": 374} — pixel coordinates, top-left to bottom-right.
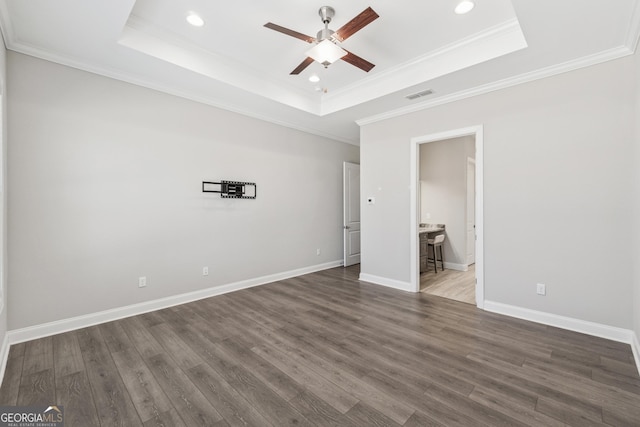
{"left": 361, "top": 54, "right": 636, "bottom": 329}
{"left": 420, "top": 135, "right": 474, "bottom": 267}
{"left": 7, "top": 52, "right": 358, "bottom": 330}
{"left": 0, "top": 32, "right": 7, "bottom": 352}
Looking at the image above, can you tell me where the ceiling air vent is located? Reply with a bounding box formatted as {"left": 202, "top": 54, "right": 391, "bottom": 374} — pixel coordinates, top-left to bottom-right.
{"left": 405, "top": 89, "right": 433, "bottom": 100}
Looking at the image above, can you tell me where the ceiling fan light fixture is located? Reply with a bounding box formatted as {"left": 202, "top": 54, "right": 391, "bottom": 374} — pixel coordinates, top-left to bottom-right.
{"left": 186, "top": 12, "right": 205, "bottom": 27}
{"left": 305, "top": 39, "right": 347, "bottom": 67}
{"left": 454, "top": 1, "right": 475, "bottom": 15}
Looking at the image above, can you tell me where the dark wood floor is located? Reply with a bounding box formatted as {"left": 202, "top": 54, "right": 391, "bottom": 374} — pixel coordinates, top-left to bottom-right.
{"left": 1, "top": 266, "right": 639, "bottom": 426}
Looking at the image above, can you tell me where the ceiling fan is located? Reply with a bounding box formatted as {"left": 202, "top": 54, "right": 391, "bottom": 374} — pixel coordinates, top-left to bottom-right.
{"left": 264, "top": 6, "right": 379, "bottom": 75}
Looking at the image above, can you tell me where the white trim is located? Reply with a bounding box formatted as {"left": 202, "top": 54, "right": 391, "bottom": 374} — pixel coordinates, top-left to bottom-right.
{"left": 485, "top": 301, "right": 639, "bottom": 375}
{"left": 442, "top": 262, "right": 468, "bottom": 272}
{"left": 625, "top": 0, "right": 640, "bottom": 52}
{"left": 358, "top": 273, "right": 412, "bottom": 292}
{"left": 632, "top": 332, "right": 640, "bottom": 376}
{"left": 410, "top": 125, "right": 484, "bottom": 309}
{"left": 357, "top": 46, "right": 632, "bottom": 127}
{"left": 6, "top": 260, "right": 342, "bottom": 345}
{"left": 484, "top": 300, "right": 636, "bottom": 345}
{"left": 321, "top": 18, "right": 527, "bottom": 115}
{"left": 3, "top": 41, "right": 358, "bottom": 146}
{"left": 0, "top": 332, "right": 9, "bottom": 387}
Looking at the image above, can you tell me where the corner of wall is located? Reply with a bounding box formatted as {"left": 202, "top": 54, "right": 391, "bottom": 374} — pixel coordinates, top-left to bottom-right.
{"left": 0, "top": 24, "right": 9, "bottom": 385}
{"left": 633, "top": 41, "right": 640, "bottom": 375}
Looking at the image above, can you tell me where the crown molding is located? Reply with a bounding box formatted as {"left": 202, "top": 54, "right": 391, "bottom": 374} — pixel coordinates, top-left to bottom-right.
{"left": 357, "top": 3, "right": 640, "bottom": 127}
{"left": 0, "top": 1, "right": 13, "bottom": 52}
{"left": 625, "top": 0, "right": 640, "bottom": 52}
{"left": 3, "top": 36, "right": 358, "bottom": 145}
{"left": 356, "top": 44, "right": 633, "bottom": 126}
{"left": 322, "top": 18, "right": 527, "bottom": 115}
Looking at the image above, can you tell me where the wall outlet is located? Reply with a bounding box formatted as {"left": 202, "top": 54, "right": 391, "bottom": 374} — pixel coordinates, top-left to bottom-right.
{"left": 138, "top": 276, "right": 147, "bottom": 288}
{"left": 316, "top": 248, "right": 321, "bottom": 256}
{"left": 203, "top": 267, "right": 209, "bottom": 276}
{"left": 536, "top": 283, "right": 546, "bottom": 296}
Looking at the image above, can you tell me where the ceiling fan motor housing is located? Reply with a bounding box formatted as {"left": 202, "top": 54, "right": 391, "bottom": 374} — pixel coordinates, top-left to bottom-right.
{"left": 318, "top": 6, "right": 335, "bottom": 24}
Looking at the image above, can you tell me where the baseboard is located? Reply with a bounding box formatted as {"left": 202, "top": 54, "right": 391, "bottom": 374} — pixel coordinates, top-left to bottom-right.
{"left": 359, "top": 273, "right": 413, "bottom": 292}
{"left": 484, "top": 300, "right": 637, "bottom": 352}
{"left": 632, "top": 332, "right": 640, "bottom": 376}
{"left": 7, "top": 260, "right": 343, "bottom": 345}
{"left": 443, "top": 262, "right": 468, "bottom": 272}
{"left": 0, "top": 333, "right": 9, "bottom": 387}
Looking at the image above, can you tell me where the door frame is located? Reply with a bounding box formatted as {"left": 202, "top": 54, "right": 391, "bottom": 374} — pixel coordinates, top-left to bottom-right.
{"left": 466, "top": 157, "right": 476, "bottom": 266}
{"left": 409, "top": 125, "right": 484, "bottom": 308}
{"left": 343, "top": 161, "right": 361, "bottom": 266}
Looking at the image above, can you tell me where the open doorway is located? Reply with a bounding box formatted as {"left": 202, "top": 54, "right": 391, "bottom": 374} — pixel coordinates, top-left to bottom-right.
{"left": 409, "top": 126, "right": 484, "bottom": 308}
{"left": 417, "top": 137, "right": 475, "bottom": 304}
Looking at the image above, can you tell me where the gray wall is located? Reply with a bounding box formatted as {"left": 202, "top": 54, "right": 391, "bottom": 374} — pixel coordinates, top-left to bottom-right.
{"left": 7, "top": 52, "right": 358, "bottom": 330}
{"left": 420, "top": 135, "right": 475, "bottom": 267}
{"left": 361, "top": 54, "right": 636, "bottom": 329}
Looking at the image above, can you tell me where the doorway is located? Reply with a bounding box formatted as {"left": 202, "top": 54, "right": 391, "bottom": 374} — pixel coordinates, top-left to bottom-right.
{"left": 409, "top": 126, "right": 484, "bottom": 308}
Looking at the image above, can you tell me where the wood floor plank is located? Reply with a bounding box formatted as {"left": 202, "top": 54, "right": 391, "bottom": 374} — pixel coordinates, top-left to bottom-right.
{"left": 22, "top": 336, "right": 53, "bottom": 376}
{"left": 343, "top": 401, "right": 402, "bottom": 427}
{"left": 119, "top": 316, "right": 165, "bottom": 359}
{"left": 535, "top": 396, "right": 605, "bottom": 426}
{"left": 17, "top": 368, "right": 55, "bottom": 407}
{"left": 288, "top": 389, "right": 359, "bottom": 427}
{"left": 210, "top": 335, "right": 304, "bottom": 402}
{"left": 53, "top": 331, "right": 85, "bottom": 378}
{"left": 0, "top": 350, "right": 23, "bottom": 406}
{"left": 76, "top": 326, "right": 144, "bottom": 427}
{"left": 56, "top": 371, "right": 100, "bottom": 427}
{"left": 403, "top": 410, "right": 446, "bottom": 427}
{"left": 149, "top": 322, "right": 204, "bottom": 370}
{"left": 187, "top": 363, "right": 274, "bottom": 427}
{"left": 250, "top": 342, "right": 359, "bottom": 414}
{"left": 142, "top": 408, "right": 186, "bottom": 427}
{"left": 145, "top": 353, "right": 223, "bottom": 426}
{"left": 110, "top": 348, "right": 174, "bottom": 423}
{"left": 201, "top": 340, "right": 313, "bottom": 427}
{"left": 468, "top": 385, "right": 565, "bottom": 427}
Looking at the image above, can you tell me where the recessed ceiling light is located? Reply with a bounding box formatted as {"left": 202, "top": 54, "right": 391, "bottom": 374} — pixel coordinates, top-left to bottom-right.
{"left": 186, "top": 12, "right": 205, "bottom": 27}
{"left": 455, "top": 1, "right": 475, "bottom": 14}
{"left": 309, "top": 74, "right": 320, "bottom": 83}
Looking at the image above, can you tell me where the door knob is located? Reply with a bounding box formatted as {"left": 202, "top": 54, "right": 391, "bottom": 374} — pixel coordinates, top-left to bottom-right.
{"left": 344, "top": 225, "right": 350, "bottom": 229}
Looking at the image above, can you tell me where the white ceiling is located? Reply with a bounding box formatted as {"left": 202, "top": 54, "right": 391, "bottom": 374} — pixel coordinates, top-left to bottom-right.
{"left": 0, "top": 0, "right": 638, "bottom": 145}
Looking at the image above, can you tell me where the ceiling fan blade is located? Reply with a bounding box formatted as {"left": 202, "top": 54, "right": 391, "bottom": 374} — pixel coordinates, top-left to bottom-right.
{"left": 341, "top": 50, "right": 375, "bottom": 72}
{"left": 264, "top": 22, "right": 315, "bottom": 43}
{"left": 334, "top": 7, "right": 379, "bottom": 42}
{"left": 290, "top": 57, "right": 315, "bottom": 75}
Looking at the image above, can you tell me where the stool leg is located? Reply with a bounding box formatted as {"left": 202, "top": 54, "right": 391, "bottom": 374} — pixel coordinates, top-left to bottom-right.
{"left": 439, "top": 245, "right": 444, "bottom": 270}
{"left": 434, "top": 245, "right": 438, "bottom": 273}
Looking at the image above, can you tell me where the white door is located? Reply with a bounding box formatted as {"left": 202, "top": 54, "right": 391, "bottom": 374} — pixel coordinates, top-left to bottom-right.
{"left": 343, "top": 162, "right": 361, "bottom": 266}
{"left": 466, "top": 157, "right": 476, "bottom": 265}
